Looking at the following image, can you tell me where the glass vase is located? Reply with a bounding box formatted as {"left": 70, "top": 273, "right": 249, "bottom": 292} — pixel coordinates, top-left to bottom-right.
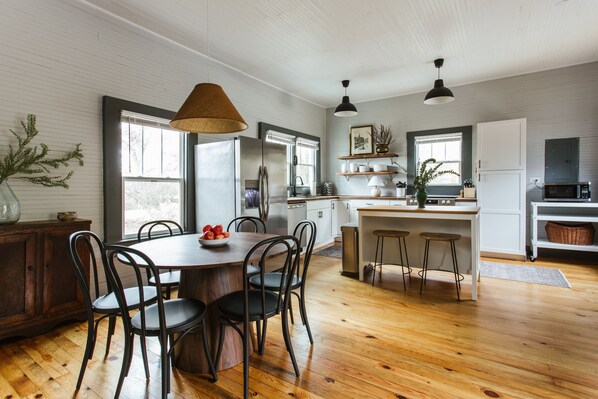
{"left": 416, "top": 189, "right": 428, "bottom": 209}
{"left": 0, "top": 181, "right": 21, "bottom": 225}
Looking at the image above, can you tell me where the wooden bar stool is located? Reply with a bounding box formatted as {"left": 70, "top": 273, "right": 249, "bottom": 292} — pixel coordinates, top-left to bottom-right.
{"left": 418, "top": 232, "right": 464, "bottom": 300}
{"left": 371, "top": 230, "right": 412, "bottom": 290}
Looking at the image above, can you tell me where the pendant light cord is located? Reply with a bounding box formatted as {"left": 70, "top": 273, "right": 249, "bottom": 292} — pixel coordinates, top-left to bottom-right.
{"left": 207, "top": 0, "right": 210, "bottom": 83}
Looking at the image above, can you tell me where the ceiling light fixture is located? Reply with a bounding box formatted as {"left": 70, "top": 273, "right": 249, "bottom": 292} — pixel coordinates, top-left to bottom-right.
{"left": 424, "top": 58, "right": 454, "bottom": 105}
{"left": 170, "top": 0, "right": 247, "bottom": 133}
{"left": 334, "top": 80, "right": 358, "bottom": 117}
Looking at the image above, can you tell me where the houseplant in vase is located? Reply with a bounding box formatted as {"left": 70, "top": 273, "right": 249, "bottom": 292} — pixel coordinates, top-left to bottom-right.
{"left": 0, "top": 114, "right": 84, "bottom": 225}
{"left": 413, "top": 158, "right": 459, "bottom": 208}
{"left": 371, "top": 124, "right": 395, "bottom": 154}
{"left": 463, "top": 178, "right": 476, "bottom": 198}
{"left": 396, "top": 181, "right": 407, "bottom": 197}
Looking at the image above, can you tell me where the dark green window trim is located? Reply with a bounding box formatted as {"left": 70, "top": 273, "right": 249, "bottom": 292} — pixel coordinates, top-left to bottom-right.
{"left": 102, "top": 96, "right": 197, "bottom": 243}
{"left": 406, "top": 125, "right": 472, "bottom": 196}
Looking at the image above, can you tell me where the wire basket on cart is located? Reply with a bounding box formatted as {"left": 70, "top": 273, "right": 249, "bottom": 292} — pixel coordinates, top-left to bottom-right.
{"left": 545, "top": 221, "right": 595, "bottom": 245}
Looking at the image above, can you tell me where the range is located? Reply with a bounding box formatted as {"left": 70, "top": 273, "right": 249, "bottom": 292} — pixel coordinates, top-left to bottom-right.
{"left": 406, "top": 195, "right": 456, "bottom": 206}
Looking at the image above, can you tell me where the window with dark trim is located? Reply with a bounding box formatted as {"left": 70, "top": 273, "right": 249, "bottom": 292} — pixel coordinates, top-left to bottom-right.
{"left": 406, "top": 126, "right": 472, "bottom": 196}
{"left": 102, "top": 96, "right": 197, "bottom": 242}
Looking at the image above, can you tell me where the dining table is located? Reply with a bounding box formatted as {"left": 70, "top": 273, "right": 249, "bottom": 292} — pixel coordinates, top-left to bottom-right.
{"left": 128, "top": 231, "right": 282, "bottom": 373}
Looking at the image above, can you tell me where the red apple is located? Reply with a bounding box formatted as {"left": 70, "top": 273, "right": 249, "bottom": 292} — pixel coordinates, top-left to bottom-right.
{"left": 222, "top": 231, "right": 230, "bottom": 238}
{"left": 212, "top": 224, "right": 223, "bottom": 235}
{"left": 202, "top": 224, "right": 212, "bottom": 233}
{"left": 215, "top": 234, "right": 224, "bottom": 239}
{"left": 204, "top": 231, "right": 215, "bottom": 240}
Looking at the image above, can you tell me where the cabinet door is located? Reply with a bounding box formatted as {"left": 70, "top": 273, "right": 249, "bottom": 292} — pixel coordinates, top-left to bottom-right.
{"left": 332, "top": 200, "right": 350, "bottom": 236}
{"left": 42, "top": 226, "right": 85, "bottom": 315}
{"left": 0, "top": 233, "right": 37, "bottom": 328}
{"left": 477, "top": 119, "right": 526, "bottom": 171}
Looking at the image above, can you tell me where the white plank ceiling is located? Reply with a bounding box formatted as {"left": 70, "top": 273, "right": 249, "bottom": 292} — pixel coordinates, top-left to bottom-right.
{"left": 83, "top": 0, "right": 598, "bottom": 108}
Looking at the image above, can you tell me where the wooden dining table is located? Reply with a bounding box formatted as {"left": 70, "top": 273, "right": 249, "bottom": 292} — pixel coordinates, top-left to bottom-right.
{"left": 128, "top": 231, "right": 281, "bottom": 373}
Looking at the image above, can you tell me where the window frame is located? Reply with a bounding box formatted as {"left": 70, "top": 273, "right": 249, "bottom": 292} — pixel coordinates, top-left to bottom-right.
{"left": 103, "top": 96, "right": 197, "bottom": 243}
{"left": 406, "top": 126, "right": 472, "bottom": 196}
{"left": 258, "top": 122, "right": 320, "bottom": 192}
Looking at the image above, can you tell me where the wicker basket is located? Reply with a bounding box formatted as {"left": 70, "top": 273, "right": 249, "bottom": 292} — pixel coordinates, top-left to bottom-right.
{"left": 545, "top": 221, "right": 595, "bottom": 245}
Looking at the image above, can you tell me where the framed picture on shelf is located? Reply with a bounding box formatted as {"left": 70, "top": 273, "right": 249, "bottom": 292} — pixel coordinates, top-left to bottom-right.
{"left": 349, "top": 125, "right": 373, "bottom": 155}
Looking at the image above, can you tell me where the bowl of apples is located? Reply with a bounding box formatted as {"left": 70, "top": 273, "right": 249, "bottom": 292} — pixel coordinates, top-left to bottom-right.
{"left": 198, "top": 224, "right": 230, "bottom": 247}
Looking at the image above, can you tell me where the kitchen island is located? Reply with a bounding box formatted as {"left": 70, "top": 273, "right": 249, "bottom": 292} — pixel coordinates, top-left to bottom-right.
{"left": 358, "top": 205, "right": 481, "bottom": 300}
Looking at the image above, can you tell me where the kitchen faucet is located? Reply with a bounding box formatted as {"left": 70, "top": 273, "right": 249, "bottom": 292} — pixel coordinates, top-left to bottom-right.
{"left": 292, "top": 176, "right": 304, "bottom": 197}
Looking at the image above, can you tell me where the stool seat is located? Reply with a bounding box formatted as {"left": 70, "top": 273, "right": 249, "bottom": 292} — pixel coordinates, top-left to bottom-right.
{"left": 373, "top": 230, "right": 410, "bottom": 238}
{"left": 419, "top": 232, "right": 461, "bottom": 241}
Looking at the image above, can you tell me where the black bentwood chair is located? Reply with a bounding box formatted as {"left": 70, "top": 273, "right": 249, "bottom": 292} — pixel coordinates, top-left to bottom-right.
{"left": 68, "top": 231, "right": 157, "bottom": 390}
{"left": 105, "top": 245, "right": 217, "bottom": 399}
{"left": 137, "top": 220, "right": 184, "bottom": 299}
{"left": 215, "top": 235, "right": 301, "bottom": 399}
{"left": 249, "top": 220, "right": 316, "bottom": 346}
{"left": 227, "top": 216, "right": 268, "bottom": 277}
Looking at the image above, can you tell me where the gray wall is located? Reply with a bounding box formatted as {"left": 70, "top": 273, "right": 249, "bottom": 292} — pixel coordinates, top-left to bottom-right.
{"left": 326, "top": 61, "right": 598, "bottom": 243}
{"left": 0, "top": 0, "right": 325, "bottom": 237}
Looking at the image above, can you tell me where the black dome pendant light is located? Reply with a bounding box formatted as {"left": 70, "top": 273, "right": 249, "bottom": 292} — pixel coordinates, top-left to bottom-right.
{"left": 424, "top": 58, "right": 454, "bottom": 105}
{"left": 334, "top": 80, "right": 358, "bottom": 117}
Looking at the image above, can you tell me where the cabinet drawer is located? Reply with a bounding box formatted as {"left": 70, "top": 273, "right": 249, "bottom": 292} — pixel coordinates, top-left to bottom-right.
{"left": 306, "top": 199, "right": 332, "bottom": 211}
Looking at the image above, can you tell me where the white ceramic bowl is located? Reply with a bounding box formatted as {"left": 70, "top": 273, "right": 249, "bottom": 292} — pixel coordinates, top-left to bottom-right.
{"left": 373, "top": 164, "right": 387, "bottom": 172}
{"left": 198, "top": 236, "right": 230, "bottom": 247}
{"left": 358, "top": 165, "right": 370, "bottom": 172}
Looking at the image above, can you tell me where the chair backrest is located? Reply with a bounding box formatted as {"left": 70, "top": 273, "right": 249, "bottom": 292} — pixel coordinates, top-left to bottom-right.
{"left": 292, "top": 220, "right": 317, "bottom": 282}
{"left": 137, "top": 220, "right": 183, "bottom": 242}
{"left": 243, "top": 235, "right": 300, "bottom": 320}
{"left": 104, "top": 244, "right": 165, "bottom": 339}
{"left": 226, "top": 216, "right": 266, "bottom": 234}
{"left": 68, "top": 230, "right": 111, "bottom": 315}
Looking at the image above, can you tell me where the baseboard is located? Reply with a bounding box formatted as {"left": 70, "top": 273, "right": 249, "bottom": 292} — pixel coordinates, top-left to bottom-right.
{"left": 481, "top": 251, "right": 526, "bottom": 261}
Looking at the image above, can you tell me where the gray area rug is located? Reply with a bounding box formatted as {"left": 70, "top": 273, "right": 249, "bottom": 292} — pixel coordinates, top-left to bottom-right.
{"left": 480, "top": 260, "right": 571, "bottom": 288}
{"left": 314, "top": 245, "right": 342, "bottom": 258}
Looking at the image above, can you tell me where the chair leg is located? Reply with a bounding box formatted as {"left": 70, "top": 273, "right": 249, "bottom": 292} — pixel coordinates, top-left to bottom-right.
{"left": 243, "top": 324, "right": 250, "bottom": 399}
{"left": 159, "top": 335, "right": 169, "bottom": 398}
{"left": 215, "top": 320, "right": 227, "bottom": 369}
{"left": 105, "top": 316, "right": 116, "bottom": 357}
{"left": 420, "top": 240, "right": 430, "bottom": 294}
{"left": 450, "top": 241, "right": 461, "bottom": 301}
{"left": 288, "top": 294, "right": 295, "bottom": 325}
{"left": 255, "top": 320, "right": 262, "bottom": 354}
{"left": 281, "top": 310, "right": 300, "bottom": 377}
{"left": 201, "top": 319, "right": 218, "bottom": 382}
{"left": 372, "top": 236, "right": 380, "bottom": 287}
{"left": 397, "top": 237, "right": 406, "bottom": 291}
{"left": 297, "top": 288, "right": 313, "bottom": 345}
{"left": 76, "top": 318, "right": 96, "bottom": 390}
{"left": 258, "top": 319, "right": 268, "bottom": 355}
{"left": 114, "top": 334, "right": 134, "bottom": 399}
{"left": 139, "top": 333, "right": 150, "bottom": 380}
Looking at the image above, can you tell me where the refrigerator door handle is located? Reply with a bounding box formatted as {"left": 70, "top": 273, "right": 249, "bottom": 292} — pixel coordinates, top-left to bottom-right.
{"left": 264, "top": 166, "right": 270, "bottom": 222}
{"left": 258, "top": 166, "right": 264, "bottom": 220}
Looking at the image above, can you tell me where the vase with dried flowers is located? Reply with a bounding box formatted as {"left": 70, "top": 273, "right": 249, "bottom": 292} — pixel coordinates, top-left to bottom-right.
{"left": 371, "top": 124, "right": 395, "bottom": 154}
{"left": 0, "top": 114, "right": 84, "bottom": 225}
{"left": 413, "top": 158, "right": 459, "bottom": 208}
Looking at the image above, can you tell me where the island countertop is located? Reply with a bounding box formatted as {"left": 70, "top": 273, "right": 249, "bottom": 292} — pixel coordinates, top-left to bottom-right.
{"left": 356, "top": 205, "right": 480, "bottom": 215}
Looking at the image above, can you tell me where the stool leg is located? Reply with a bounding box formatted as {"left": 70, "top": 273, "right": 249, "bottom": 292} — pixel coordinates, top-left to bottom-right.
{"left": 420, "top": 239, "right": 430, "bottom": 294}
{"left": 380, "top": 237, "right": 384, "bottom": 282}
{"left": 450, "top": 241, "right": 461, "bottom": 301}
{"left": 372, "top": 236, "right": 380, "bottom": 286}
{"left": 402, "top": 236, "right": 412, "bottom": 283}
{"left": 397, "top": 237, "right": 406, "bottom": 291}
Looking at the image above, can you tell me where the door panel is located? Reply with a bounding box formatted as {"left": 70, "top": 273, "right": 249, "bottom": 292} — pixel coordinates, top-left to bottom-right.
{"left": 478, "top": 172, "right": 523, "bottom": 211}
{"left": 480, "top": 214, "right": 522, "bottom": 254}
{"left": 478, "top": 119, "right": 526, "bottom": 170}
{"left": 0, "top": 233, "right": 36, "bottom": 324}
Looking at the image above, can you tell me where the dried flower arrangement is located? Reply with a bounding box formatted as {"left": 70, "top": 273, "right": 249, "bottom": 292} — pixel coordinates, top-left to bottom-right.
{"left": 371, "top": 124, "right": 395, "bottom": 146}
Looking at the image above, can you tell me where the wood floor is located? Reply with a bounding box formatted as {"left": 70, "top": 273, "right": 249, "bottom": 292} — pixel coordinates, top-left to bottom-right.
{"left": 1, "top": 252, "right": 597, "bottom": 398}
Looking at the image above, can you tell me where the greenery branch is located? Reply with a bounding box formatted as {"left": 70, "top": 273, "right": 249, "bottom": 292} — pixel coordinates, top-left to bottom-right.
{"left": 370, "top": 124, "right": 395, "bottom": 146}
{"left": 0, "top": 114, "right": 84, "bottom": 188}
{"left": 414, "top": 158, "right": 459, "bottom": 191}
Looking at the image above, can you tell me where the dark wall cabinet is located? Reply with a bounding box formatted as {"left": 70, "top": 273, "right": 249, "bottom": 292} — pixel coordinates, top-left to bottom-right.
{"left": 0, "top": 219, "right": 91, "bottom": 340}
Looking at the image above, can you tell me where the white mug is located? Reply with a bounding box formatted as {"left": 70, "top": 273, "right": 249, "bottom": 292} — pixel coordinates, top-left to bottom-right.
{"left": 341, "top": 163, "right": 347, "bottom": 173}
{"left": 349, "top": 163, "right": 358, "bottom": 173}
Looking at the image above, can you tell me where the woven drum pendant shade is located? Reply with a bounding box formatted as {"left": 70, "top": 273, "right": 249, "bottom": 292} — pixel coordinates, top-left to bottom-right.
{"left": 170, "top": 83, "right": 248, "bottom": 133}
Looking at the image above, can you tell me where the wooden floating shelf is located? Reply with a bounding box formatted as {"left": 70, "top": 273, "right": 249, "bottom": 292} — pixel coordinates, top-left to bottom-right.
{"left": 337, "top": 153, "right": 398, "bottom": 160}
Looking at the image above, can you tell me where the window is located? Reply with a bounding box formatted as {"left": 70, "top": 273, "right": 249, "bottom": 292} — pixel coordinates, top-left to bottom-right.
{"left": 103, "top": 96, "right": 197, "bottom": 242}
{"left": 414, "top": 133, "right": 462, "bottom": 186}
{"left": 121, "top": 112, "right": 185, "bottom": 238}
{"left": 407, "top": 126, "right": 472, "bottom": 196}
{"left": 260, "top": 123, "right": 320, "bottom": 192}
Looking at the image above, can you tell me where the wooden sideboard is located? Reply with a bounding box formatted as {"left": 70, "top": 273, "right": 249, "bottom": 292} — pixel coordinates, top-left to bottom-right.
{"left": 0, "top": 219, "right": 91, "bottom": 340}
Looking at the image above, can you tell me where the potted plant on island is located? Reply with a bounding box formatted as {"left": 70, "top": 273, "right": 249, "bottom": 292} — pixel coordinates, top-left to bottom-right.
{"left": 413, "top": 158, "right": 459, "bottom": 208}
{"left": 463, "top": 178, "right": 476, "bottom": 198}
{"left": 0, "top": 114, "right": 84, "bottom": 225}
{"left": 396, "top": 181, "right": 407, "bottom": 197}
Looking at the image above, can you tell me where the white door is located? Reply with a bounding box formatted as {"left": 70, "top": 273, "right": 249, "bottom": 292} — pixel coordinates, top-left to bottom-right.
{"left": 477, "top": 118, "right": 526, "bottom": 257}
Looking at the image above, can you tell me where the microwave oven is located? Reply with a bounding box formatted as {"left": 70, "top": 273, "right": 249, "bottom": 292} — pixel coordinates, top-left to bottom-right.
{"left": 543, "top": 182, "right": 591, "bottom": 202}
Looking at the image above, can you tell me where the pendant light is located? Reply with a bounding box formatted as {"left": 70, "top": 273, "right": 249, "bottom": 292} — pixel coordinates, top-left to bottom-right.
{"left": 334, "top": 80, "right": 358, "bottom": 117}
{"left": 423, "top": 58, "right": 454, "bottom": 105}
{"left": 170, "top": 0, "right": 247, "bottom": 133}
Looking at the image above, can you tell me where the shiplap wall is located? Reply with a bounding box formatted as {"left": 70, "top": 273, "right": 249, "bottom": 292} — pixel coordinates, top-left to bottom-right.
{"left": 326, "top": 61, "right": 598, "bottom": 243}
{"left": 0, "top": 0, "right": 325, "bottom": 237}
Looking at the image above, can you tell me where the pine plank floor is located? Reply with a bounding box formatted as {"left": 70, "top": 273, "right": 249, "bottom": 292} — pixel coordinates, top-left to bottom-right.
{"left": 1, "top": 253, "right": 597, "bottom": 398}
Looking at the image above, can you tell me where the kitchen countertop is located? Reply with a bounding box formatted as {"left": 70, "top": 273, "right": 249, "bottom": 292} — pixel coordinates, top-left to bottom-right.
{"left": 287, "top": 195, "right": 477, "bottom": 204}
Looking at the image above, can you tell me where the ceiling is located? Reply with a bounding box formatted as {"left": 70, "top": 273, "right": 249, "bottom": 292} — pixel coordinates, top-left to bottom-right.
{"left": 84, "top": 0, "right": 598, "bottom": 108}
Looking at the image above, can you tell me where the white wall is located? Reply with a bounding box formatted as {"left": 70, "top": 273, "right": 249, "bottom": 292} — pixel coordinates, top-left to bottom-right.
{"left": 0, "top": 0, "right": 325, "bottom": 237}
{"left": 326, "top": 61, "right": 598, "bottom": 243}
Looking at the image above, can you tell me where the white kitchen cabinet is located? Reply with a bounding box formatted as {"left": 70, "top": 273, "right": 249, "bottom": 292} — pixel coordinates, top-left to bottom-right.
{"left": 348, "top": 200, "right": 390, "bottom": 223}
{"left": 389, "top": 200, "right": 407, "bottom": 206}
{"left": 477, "top": 118, "right": 526, "bottom": 258}
{"left": 306, "top": 200, "right": 333, "bottom": 245}
{"left": 331, "top": 200, "right": 350, "bottom": 238}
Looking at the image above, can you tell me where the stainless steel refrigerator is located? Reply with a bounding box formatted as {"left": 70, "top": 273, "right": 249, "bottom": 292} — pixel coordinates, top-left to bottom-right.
{"left": 195, "top": 136, "right": 288, "bottom": 235}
